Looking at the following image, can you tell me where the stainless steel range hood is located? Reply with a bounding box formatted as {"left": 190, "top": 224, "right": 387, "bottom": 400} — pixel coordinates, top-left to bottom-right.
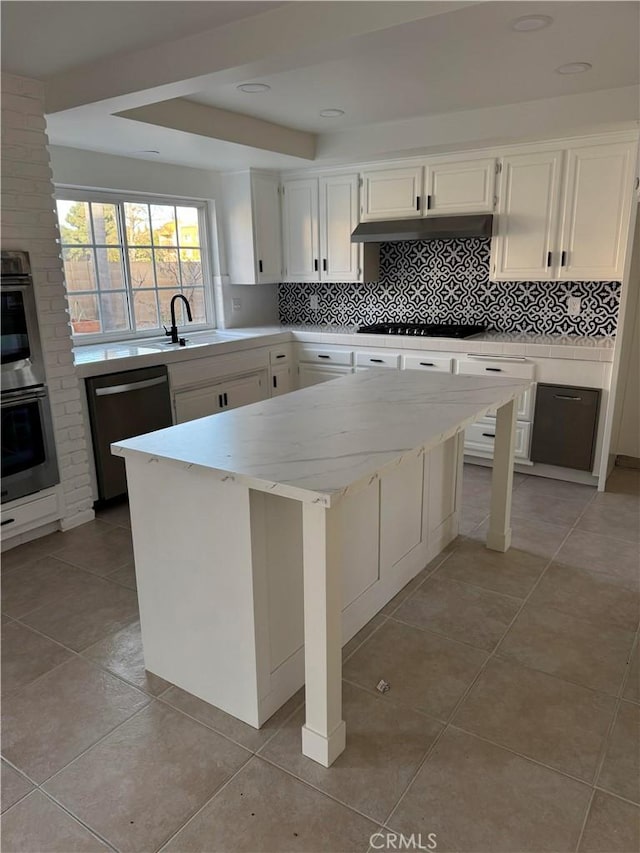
{"left": 351, "top": 213, "right": 493, "bottom": 243}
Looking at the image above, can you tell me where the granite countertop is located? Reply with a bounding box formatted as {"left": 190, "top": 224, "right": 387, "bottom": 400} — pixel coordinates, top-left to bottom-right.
{"left": 113, "top": 370, "right": 531, "bottom": 506}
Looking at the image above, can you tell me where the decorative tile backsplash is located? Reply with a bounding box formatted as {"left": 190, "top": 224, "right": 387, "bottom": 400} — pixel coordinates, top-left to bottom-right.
{"left": 278, "top": 238, "right": 621, "bottom": 336}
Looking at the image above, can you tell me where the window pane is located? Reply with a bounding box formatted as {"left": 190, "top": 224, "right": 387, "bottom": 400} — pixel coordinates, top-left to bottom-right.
{"left": 124, "top": 203, "right": 151, "bottom": 246}
{"left": 188, "top": 288, "right": 207, "bottom": 324}
{"left": 100, "top": 292, "right": 129, "bottom": 332}
{"left": 95, "top": 248, "right": 125, "bottom": 290}
{"left": 62, "top": 248, "right": 97, "bottom": 292}
{"left": 90, "top": 203, "right": 119, "bottom": 245}
{"left": 150, "top": 205, "right": 177, "bottom": 246}
{"left": 128, "top": 248, "right": 155, "bottom": 289}
{"left": 179, "top": 248, "right": 202, "bottom": 289}
{"left": 133, "top": 290, "right": 159, "bottom": 330}
{"left": 155, "top": 248, "right": 181, "bottom": 288}
{"left": 176, "top": 206, "right": 200, "bottom": 247}
{"left": 68, "top": 293, "right": 100, "bottom": 335}
{"left": 58, "top": 201, "right": 92, "bottom": 245}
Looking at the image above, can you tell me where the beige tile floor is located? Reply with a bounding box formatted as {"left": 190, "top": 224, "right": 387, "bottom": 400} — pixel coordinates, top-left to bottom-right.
{"left": 1, "top": 465, "right": 639, "bottom": 853}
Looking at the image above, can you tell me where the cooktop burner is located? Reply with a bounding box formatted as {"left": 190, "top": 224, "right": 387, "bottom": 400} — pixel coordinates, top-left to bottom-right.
{"left": 357, "top": 323, "right": 487, "bottom": 339}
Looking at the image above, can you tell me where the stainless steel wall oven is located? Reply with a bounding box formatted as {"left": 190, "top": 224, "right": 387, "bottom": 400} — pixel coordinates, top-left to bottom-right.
{"left": 1, "top": 251, "right": 59, "bottom": 503}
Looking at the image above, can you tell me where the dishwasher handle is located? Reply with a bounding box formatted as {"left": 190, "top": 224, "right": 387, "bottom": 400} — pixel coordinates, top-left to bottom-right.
{"left": 95, "top": 375, "right": 168, "bottom": 396}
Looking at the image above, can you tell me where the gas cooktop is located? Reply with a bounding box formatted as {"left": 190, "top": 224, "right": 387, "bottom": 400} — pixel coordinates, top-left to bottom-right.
{"left": 357, "top": 323, "right": 487, "bottom": 339}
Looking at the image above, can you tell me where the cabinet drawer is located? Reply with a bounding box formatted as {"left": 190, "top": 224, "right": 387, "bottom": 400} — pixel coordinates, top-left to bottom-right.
{"left": 355, "top": 351, "right": 400, "bottom": 369}
{"left": 458, "top": 357, "right": 535, "bottom": 420}
{"left": 1, "top": 491, "right": 59, "bottom": 537}
{"left": 297, "top": 346, "right": 353, "bottom": 366}
{"left": 465, "top": 420, "right": 531, "bottom": 460}
{"left": 402, "top": 354, "right": 453, "bottom": 373}
{"left": 269, "top": 348, "right": 291, "bottom": 365}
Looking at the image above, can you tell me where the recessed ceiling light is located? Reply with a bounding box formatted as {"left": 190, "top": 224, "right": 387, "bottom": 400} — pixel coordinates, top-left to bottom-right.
{"left": 511, "top": 14, "right": 553, "bottom": 32}
{"left": 237, "top": 83, "right": 271, "bottom": 94}
{"left": 319, "top": 108, "right": 345, "bottom": 118}
{"left": 556, "top": 62, "right": 593, "bottom": 75}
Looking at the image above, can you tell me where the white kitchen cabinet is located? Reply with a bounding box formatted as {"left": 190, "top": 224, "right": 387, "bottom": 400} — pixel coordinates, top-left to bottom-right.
{"left": 556, "top": 141, "right": 636, "bottom": 281}
{"left": 282, "top": 175, "right": 360, "bottom": 282}
{"left": 270, "top": 364, "right": 293, "bottom": 396}
{"left": 221, "top": 170, "right": 282, "bottom": 284}
{"left": 426, "top": 158, "right": 496, "bottom": 214}
{"left": 492, "top": 139, "right": 637, "bottom": 282}
{"left": 298, "top": 363, "right": 352, "bottom": 387}
{"left": 491, "top": 150, "right": 563, "bottom": 281}
{"left": 360, "top": 166, "right": 423, "bottom": 221}
{"left": 354, "top": 351, "right": 400, "bottom": 369}
{"left": 281, "top": 178, "right": 319, "bottom": 282}
{"left": 402, "top": 354, "right": 454, "bottom": 373}
{"left": 319, "top": 175, "right": 360, "bottom": 282}
{"left": 174, "top": 371, "right": 267, "bottom": 423}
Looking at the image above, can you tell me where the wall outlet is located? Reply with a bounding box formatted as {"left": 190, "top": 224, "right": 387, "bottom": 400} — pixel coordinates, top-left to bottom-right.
{"left": 567, "top": 296, "right": 581, "bottom": 316}
{"left": 231, "top": 297, "right": 242, "bottom": 312}
{"left": 309, "top": 294, "right": 319, "bottom": 310}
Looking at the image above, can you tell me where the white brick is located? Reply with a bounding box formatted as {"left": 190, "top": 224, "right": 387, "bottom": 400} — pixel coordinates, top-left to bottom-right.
{"left": 1, "top": 74, "right": 44, "bottom": 99}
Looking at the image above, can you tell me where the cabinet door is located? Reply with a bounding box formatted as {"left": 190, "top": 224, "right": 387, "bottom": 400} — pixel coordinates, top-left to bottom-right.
{"left": 281, "top": 178, "right": 319, "bottom": 282}
{"left": 556, "top": 142, "right": 636, "bottom": 281}
{"left": 174, "top": 385, "right": 223, "bottom": 423}
{"left": 426, "top": 158, "right": 496, "bottom": 214}
{"left": 319, "top": 174, "right": 360, "bottom": 282}
{"left": 223, "top": 372, "right": 267, "bottom": 410}
{"left": 252, "top": 173, "right": 282, "bottom": 283}
{"left": 270, "top": 364, "right": 292, "bottom": 397}
{"left": 298, "top": 364, "right": 351, "bottom": 387}
{"left": 360, "top": 167, "right": 423, "bottom": 221}
{"left": 491, "top": 151, "right": 563, "bottom": 281}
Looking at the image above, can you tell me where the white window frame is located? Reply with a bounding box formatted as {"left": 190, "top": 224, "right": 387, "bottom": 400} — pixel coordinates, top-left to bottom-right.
{"left": 55, "top": 186, "right": 217, "bottom": 344}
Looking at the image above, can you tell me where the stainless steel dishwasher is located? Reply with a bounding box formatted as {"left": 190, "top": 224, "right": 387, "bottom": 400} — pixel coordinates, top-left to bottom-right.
{"left": 86, "top": 365, "right": 173, "bottom": 502}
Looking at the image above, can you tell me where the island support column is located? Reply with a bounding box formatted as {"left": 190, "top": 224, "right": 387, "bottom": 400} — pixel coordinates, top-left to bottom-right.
{"left": 301, "top": 500, "right": 346, "bottom": 767}
{"left": 487, "top": 397, "right": 517, "bottom": 552}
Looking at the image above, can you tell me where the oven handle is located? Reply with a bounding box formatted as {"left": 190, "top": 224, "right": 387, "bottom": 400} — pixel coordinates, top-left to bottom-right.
{"left": 95, "top": 375, "right": 168, "bottom": 396}
{"left": 1, "top": 387, "right": 47, "bottom": 405}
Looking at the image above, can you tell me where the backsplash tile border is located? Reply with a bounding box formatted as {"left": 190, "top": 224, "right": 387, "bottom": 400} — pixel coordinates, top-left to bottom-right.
{"left": 278, "top": 238, "right": 620, "bottom": 336}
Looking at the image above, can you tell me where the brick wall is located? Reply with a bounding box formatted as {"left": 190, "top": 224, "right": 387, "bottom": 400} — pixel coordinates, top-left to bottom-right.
{"left": 1, "top": 73, "right": 94, "bottom": 530}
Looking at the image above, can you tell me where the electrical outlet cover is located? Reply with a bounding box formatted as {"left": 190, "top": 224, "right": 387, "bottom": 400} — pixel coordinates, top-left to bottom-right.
{"left": 309, "top": 294, "right": 319, "bottom": 310}
{"left": 567, "top": 296, "right": 581, "bottom": 316}
{"left": 231, "top": 297, "right": 242, "bottom": 312}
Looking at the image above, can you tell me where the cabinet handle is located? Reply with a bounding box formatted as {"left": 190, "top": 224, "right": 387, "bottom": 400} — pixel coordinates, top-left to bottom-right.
{"left": 561, "top": 250, "right": 567, "bottom": 267}
{"left": 485, "top": 367, "right": 502, "bottom": 372}
{"left": 317, "top": 354, "right": 331, "bottom": 359}
{"left": 1, "top": 518, "right": 15, "bottom": 526}
{"left": 314, "top": 258, "right": 318, "bottom": 272}
{"left": 547, "top": 251, "right": 552, "bottom": 268}
{"left": 370, "top": 358, "right": 384, "bottom": 363}
{"left": 224, "top": 392, "right": 228, "bottom": 406}
{"left": 426, "top": 194, "right": 432, "bottom": 210}
{"left": 218, "top": 394, "right": 223, "bottom": 408}
{"left": 258, "top": 259, "right": 263, "bottom": 273}
{"left": 322, "top": 258, "right": 327, "bottom": 272}
{"left": 419, "top": 362, "right": 435, "bottom": 367}
{"left": 273, "top": 375, "right": 277, "bottom": 389}
{"left": 554, "top": 394, "right": 582, "bottom": 401}
{"left": 481, "top": 432, "right": 496, "bottom": 438}
{"left": 275, "top": 353, "right": 286, "bottom": 359}
{"left": 416, "top": 195, "right": 421, "bottom": 211}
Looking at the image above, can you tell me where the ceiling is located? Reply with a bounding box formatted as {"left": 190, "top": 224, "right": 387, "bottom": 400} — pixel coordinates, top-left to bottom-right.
{"left": 0, "top": 1, "right": 284, "bottom": 78}
{"left": 3, "top": 1, "right": 639, "bottom": 172}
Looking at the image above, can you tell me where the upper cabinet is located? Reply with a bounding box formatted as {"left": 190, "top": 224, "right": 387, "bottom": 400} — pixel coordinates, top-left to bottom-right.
{"left": 492, "top": 140, "right": 637, "bottom": 281}
{"left": 360, "top": 158, "right": 496, "bottom": 221}
{"left": 222, "top": 171, "right": 282, "bottom": 284}
{"left": 360, "top": 166, "right": 423, "bottom": 221}
{"left": 556, "top": 142, "right": 636, "bottom": 281}
{"left": 426, "top": 158, "right": 496, "bottom": 214}
{"left": 282, "top": 174, "right": 360, "bottom": 282}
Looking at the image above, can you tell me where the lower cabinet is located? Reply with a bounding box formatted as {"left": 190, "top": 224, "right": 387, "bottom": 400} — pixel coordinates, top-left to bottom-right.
{"left": 174, "top": 370, "right": 268, "bottom": 423}
{"left": 270, "top": 364, "right": 293, "bottom": 396}
{"left": 465, "top": 419, "right": 532, "bottom": 461}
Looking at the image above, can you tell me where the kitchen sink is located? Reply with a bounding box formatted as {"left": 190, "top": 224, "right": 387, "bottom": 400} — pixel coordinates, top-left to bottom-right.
{"left": 142, "top": 332, "right": 243, "bottom": 349}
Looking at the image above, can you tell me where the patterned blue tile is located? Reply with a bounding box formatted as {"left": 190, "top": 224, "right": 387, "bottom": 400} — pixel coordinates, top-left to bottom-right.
{"left": 278, "top": 238, "right": 620, "bottom": 336}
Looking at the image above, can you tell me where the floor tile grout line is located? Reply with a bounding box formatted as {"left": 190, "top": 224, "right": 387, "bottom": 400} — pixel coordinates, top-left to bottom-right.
{"left": 573, "top": 786, "right": 597, "bottom": 853}
{"left": 593, "top": 784, "right": 640, "bottom": 808}
{"left": 28, "top": 788, "right": 120, "bottom": 853}
{"left": 342, "top": 616, "right": 390, "bottom": 665}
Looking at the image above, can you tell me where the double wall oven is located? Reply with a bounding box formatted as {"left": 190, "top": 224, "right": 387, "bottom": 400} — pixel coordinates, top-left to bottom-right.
{"left": 1, "top": 251, "right": 59, "bottom": 504}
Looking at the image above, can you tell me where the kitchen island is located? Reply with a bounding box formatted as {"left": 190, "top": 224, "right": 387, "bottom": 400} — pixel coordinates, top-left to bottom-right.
{"left": 113, "top": 370, "right": 531, "bottom": 766}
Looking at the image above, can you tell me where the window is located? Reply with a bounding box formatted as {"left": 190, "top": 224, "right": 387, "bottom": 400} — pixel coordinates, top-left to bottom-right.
{"left": 56, "top": 194, "right": 213, "bottom": 339}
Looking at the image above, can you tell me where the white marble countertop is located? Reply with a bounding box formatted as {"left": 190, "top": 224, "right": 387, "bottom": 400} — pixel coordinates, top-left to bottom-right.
{"left": 113, "top": 370, "right": 531, "bottom": 506}
{"left": 73, "top": 325, "right": 615, "bottom": 377}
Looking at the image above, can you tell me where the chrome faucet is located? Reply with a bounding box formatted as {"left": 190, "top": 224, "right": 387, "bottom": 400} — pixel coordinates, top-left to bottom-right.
{"left": 164, "top": 294, "right": 193, "bottom": 344}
